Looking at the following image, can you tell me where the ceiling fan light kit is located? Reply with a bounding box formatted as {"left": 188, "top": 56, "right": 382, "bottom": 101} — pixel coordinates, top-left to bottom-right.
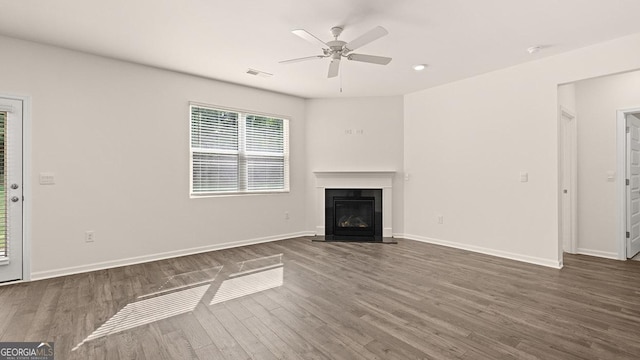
{"left": 281, "top": 25, "right": 393, "bottom": 78}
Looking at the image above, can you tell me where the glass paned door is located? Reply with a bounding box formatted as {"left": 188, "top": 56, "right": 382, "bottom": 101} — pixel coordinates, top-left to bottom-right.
{"left": 0, "top": 111, "right": 5, "bottom": 258}
{"left": 0, "top": 97, "right": 23, "bottom": 283}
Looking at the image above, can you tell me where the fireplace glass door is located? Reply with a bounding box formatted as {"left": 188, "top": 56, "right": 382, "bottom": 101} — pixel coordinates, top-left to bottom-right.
{"left": 333, "top": 197, "right": 375, "bottom": 237}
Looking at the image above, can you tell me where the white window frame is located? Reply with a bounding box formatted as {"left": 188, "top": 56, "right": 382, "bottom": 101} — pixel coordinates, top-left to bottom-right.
{"left": 190, "top": 103, "right": 290, "bottom": 197}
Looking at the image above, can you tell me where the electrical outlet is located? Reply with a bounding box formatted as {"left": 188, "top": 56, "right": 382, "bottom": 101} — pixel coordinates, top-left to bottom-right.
{"left": 39, "top": 172, "right": 56, "bottom": 185}
{"left": 284, "top": 211, "right": 290, "bottom": 220}
{"left": 85, "top": 231, "right": 95, "bottom": 243}
{"left": 437, "top": 215, "right": 444, "bottom": 224}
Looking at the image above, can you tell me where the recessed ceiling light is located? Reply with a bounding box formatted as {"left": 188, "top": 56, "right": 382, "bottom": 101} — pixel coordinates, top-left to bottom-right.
{"left": 527, "top": 46, "right": 542, "bottom": 54}
{"left": 413, "top": 64, "right": 427, "bottom": 71}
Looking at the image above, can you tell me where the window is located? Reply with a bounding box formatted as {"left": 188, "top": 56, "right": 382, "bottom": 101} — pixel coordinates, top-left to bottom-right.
{"left": 190, "top": 104, "right": 289, "bottom": 195}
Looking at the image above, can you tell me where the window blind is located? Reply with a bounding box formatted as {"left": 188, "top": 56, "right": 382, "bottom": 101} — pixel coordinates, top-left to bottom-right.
{"left": 245, "top": 115, "right": 287, "bottom": 191}
{"left": 191, "top": 107, "right": 238, "bottom": 151}
{"left": 190, "top": 105, "right": 289, "bottom": 195}
{"left": 191, "top": 107, "right": 240, "bottom": 193}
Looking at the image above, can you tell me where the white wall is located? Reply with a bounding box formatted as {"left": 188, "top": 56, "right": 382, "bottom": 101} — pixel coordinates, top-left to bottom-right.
{"left": 0, "top": 35, "right": 309, "bottom": 279}
{"left": 304, "top": 97, "right": 404, "bottom": 234}
{"left": 404, "top": 33, "right": 640, "bottom": 268}
{"left": 573, "top": 70, "right": 640, "bottom": 258}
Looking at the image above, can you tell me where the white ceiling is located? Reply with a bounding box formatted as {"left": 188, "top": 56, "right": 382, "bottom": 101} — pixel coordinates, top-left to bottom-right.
{"left": 2, "top": 0, "right": 640, "bottom": 99}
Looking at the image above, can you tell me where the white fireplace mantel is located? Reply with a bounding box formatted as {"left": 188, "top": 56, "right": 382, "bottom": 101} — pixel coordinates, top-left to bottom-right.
{"left": 314, "top": 171, "right": 395, "bottom": 237}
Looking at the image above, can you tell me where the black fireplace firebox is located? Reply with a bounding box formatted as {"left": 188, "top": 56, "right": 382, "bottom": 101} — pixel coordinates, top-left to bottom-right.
{"left": 325, "top": 189, "right": 382, "bottom": 241}
{"left": 334, "top": 197, "right": 375, "bottom": 236}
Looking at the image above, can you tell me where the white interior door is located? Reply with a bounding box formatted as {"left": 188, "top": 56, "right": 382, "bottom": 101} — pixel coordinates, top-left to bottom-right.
{"left": 560, "top": 108, "right": 577, "bottom": 253}
{"left": 0, "top": 97, "right": 23, "bottom": 282}
{"left": 626, "top": 114, "right": 640, "bottom": 258}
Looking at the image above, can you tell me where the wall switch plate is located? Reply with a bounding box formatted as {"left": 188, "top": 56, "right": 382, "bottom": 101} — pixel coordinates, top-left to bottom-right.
{"left": 520, "top": 172, "right": 529, "bottom": 182}
{"left": 284, "top": 211, "right": 290, "bottom": 220}
{"left": 85, "top": 231, "right": 95, "bottom": 243}
{"left": 437, "top": 215, "right": 444, "bottom": 224}
{"left": 39, "top": 172, "right": 56, "bottom": 185}
{"left": 404, "top": 173, "right": 410, "bottom": 181}
{"left": 606, "top": 171, "right": 615, "bottom": 181}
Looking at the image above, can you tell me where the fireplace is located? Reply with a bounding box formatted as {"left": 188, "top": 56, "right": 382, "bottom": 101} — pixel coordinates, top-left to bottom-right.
{"left": 314, "top": 171, "right": 394, "bottom": 238}
{"left": 325, "top": 189, "right": 382, "bottom": 240}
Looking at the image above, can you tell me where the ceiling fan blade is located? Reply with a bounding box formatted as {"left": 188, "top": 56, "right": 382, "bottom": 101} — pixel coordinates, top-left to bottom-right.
{"left": 328, "top": 59, "right": 340, "bottom": 78}
{"left": 292, "top": 29, "right": 328, "bottom": 49}
{"left": 347, "top": 53, "right": 392, "bottom": 65}
{"left": 279, "top": 55, "right": 325, "bottom": 64}
{"left": 345, "top": 26, "right": 388, "bottom": 51}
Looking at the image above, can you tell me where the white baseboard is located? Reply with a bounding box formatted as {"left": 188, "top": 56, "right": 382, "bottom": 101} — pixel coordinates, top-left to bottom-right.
{"left": 576, "top": 248, "right": 619, "bottom": 260}
{"left": 383, "top": 227, "right": 393, "bottom": 237}
{"left": 30, "top": 231, "right": 315, "bottom": 281}
{"left": 397, "top": 233, "right": 562, "bottom": 269}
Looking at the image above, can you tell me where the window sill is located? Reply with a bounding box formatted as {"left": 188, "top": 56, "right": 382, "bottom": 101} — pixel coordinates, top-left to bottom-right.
{"left": 190, "top": 190, "right": 290, "bottom": 198}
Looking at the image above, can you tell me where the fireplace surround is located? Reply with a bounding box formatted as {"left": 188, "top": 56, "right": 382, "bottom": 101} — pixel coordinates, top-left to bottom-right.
{"left": 313, "top": 171, "right": 395, "bottom": 239}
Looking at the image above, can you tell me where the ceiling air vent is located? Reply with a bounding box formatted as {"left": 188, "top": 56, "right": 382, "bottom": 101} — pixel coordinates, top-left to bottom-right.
{"left": 246, "top": 68, "right": 273, "bottom": 78}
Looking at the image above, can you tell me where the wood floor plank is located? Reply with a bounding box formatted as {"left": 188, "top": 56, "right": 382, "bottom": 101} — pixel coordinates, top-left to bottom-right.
{"left": 239, "top": 297, "right": 330, "bottom": 360}
{"left": 278, "top": 281, "right": 430, "bottom": 360}
{"left": 241, "top": 315, "right": 303, "bottom": 360}
{"left": 194, "top": 343, "right": 227, "bottom": 360}
{"left": 269, "top": 305, "right": 367, "bottom": 360}
{"left": 85, "top": 338, "right": 117, "bottom": 360}
{"left": 0, "top": 306, "right": 18, "bottom": 340}
{"left": 98, "top": 336, "right": 121, "bottom": 360}
{"left": 138, "top": 324, "right": 175, "bottom": 360}
{"left": 211, "top": 305, "right": 278, "bottom": 360}
{"left": 157, "top": 312, "right": 214, "bottom": 350}
{"left": 162, "top": 329, "right": 199, "bottom": 360}
{"left": 192, "top": 305, "right": 251, "bottom": 360}
{"left": 113, "top": 330, "right": 146, "bottom": 360}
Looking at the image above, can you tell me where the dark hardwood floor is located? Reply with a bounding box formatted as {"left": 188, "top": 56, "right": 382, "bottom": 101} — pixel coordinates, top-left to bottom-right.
{"left": 1, "top": 237, "right": 640, "bottom": 359}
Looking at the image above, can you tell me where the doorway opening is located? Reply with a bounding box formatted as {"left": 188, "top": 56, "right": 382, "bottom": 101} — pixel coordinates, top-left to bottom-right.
{"left": 558, "top": 70, "right": 640, "bottom": 263}
{"left": 617, "top": 108, "right": 640, "bottom": 259}
{"left": 559, "top": 107, "right": 577, "bottom": 255}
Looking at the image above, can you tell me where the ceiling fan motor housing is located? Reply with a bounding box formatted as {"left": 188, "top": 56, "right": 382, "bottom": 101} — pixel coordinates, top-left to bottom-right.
{"left": 326, "top": 40, "right": 348, "bottom": 54}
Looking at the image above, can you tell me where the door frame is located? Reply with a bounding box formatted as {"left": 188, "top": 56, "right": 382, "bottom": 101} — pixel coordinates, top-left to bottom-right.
{"left": 616, "top": 107, "right": 640, "bottom": 260}
{"left": 0, "top": 93, "right": 31, "bottom": 282}
{"left": 559, "top": 106, "right": 577, "bottom": 254}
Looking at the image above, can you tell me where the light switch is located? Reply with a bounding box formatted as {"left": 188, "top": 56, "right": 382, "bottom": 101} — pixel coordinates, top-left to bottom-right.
{"left": 520, "top": 172, "right": 529, "bottom": 183}
{"left": 607, "top": 171, "right": 615, "bottom": 181}
{"left": 39, "top": 172, "right": 55, "bottom": 185}
{"left": 404, "top": 173, "right": 410, "bottom": 181}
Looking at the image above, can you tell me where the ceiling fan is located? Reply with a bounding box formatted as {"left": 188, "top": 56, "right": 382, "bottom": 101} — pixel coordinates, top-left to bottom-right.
{"left": 280, "top": 26, "right": 392, "bottom": 78}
